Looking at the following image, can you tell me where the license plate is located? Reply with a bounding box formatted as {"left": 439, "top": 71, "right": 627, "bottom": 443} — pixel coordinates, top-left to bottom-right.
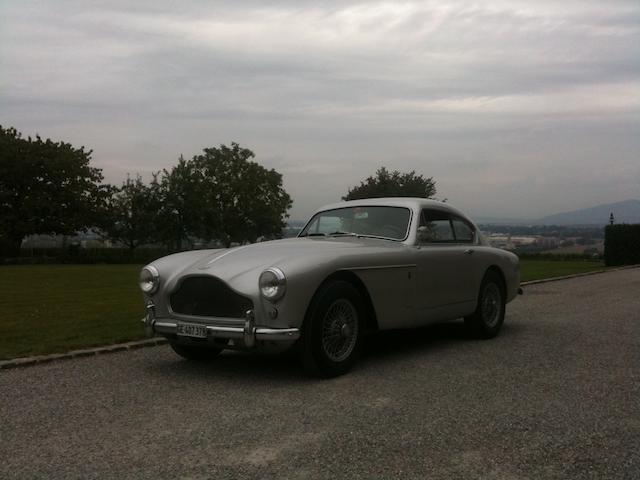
{"left": 176, "top": 323, "right": 207, "bottom": 338}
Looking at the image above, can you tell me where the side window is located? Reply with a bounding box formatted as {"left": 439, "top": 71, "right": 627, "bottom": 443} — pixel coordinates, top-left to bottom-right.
{"left": 451, "top": 218, "right": 475, "bottom": 243}
{"left": 418, "top": 209, "right": 454, "bottom": 243}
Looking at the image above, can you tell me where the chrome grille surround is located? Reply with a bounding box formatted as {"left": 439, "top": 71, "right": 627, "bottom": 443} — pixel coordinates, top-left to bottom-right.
{"left": 169, "top": 276, "right": 253, "bottom": 319}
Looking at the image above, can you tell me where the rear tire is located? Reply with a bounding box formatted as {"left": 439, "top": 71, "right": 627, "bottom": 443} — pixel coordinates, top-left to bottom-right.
{"left": 300, "top": 280, "right": 365, "bottom": 378}
{"left": 170, "top": 342, "right": 223, "bottom": 361}
{"left": 465, "top": 271, "right": 506, "bottom": 339}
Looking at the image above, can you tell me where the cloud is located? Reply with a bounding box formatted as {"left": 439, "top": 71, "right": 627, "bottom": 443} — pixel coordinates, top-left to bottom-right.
{"left": 1, "top": 0, "right": 639, "bottom": 219}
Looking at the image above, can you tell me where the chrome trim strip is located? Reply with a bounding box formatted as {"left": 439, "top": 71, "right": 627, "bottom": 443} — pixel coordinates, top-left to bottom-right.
{"left": 244, "top": 310, "right": 256, "bottom": 348}
{"left": 143, "top": 302, "right": 156, "bottom": 336}
{"left": 164, "top": 311, "right": 245, "bottom": 326}
{"left": 255, "top": 328, "right": 300, "bottom": 341}
{"left": 152, "top": 320, "right": 300, "bottom": 343}
{"left": 153, "top": 320, "right": 179, "bottom": 331}
{"left": 342, "top": 264, "right": 417, "bottom": 271}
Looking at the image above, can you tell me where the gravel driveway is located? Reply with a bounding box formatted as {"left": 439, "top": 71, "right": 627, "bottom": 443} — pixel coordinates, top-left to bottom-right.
{"left": 1, "top": 268, "right": 639, "bottom": 479}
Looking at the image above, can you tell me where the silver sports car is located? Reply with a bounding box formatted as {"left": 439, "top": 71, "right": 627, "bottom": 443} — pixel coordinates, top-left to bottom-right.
{"left": 140, "top": 197, "right": 521, "bottom": 377}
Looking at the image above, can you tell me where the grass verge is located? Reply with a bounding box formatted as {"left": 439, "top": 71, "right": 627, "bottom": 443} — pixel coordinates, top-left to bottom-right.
{"left": 519, "top": 259, "right": 606, "bottom": 282}
{"left": 0, "top": 265, "right": 145, "bottom": 360}
{"left": 0, "top": 259, "right": 609, "bottom": 360}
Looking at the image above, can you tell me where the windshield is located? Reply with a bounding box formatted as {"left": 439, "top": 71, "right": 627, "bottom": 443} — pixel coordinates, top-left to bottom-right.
{"left": 299, "top": 206, "right": 411, "bottom": 241}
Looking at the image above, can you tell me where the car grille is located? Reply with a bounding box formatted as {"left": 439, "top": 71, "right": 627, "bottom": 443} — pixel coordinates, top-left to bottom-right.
{"left": 170, "top": 276, "right": 253, "bottom": 318}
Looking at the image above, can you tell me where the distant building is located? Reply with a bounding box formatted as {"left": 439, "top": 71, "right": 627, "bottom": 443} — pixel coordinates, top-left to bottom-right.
{"left": 486, "top": 234, "right": 537, "bottom": 250}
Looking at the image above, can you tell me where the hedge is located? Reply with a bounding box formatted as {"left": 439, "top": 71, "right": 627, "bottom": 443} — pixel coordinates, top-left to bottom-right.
{"left": 2, "top": 247, "right": 176, "bottom": 265}
{"left": 516, "top": 252, "right": 601, "bottom": 261}
{"left": 604, "top": 224, "right": 640, "bottom": 266}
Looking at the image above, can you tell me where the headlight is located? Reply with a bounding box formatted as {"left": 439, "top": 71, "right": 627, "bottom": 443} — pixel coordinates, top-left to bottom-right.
{"left": 259, "top": 267, "right": 286, "bottom": 302}
{"left": 139, "top": 266, "right": 160, "bottom": 294}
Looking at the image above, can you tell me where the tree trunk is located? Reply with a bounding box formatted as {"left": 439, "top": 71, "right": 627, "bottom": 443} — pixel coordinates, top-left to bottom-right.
{"left": 1, "top": 235, "right": 24, "bottom": 257}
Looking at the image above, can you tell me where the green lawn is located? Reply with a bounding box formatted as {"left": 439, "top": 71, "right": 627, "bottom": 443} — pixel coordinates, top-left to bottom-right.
{"left": 0, "top": 259, "right": 608, "bottom": 360}
{"left": 519, "top": 259, "right": 606, "bottom": 282}
{"left": 0, "top": 265, "right": 145, "bottom": 360}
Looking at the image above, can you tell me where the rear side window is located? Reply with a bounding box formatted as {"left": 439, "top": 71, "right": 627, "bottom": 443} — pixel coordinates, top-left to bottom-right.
{"left": 451, "top": 218, "right": 475, "bottom": 243}
{"left": 418, "top": 209, "right": 455, "bottom": 243}
{"left": 418, "top": 209, "right": 476, "bottom": 244}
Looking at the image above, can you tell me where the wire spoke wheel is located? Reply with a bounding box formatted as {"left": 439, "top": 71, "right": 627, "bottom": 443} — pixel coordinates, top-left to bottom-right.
{"left": 464, "top": 271, "right": 505, "bottom": 339}
{"left": 301, "top": 280, "right": 364, "bottom": 377}
{"left": 321, "top": 298, "right": 359, "bottom": 363}
{"left": 481, "top": 283, "right": 502, "bottom": 328}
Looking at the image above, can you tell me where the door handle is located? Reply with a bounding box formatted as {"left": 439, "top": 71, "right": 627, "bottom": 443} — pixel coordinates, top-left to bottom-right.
{"left": 464, "top": 249, "right": 474, "bottom": 255}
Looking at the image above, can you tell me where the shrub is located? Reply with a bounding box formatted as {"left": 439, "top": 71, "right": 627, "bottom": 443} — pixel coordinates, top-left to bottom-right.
{"left": 2, "top": 247, "right": 175, "bottom": 265}
{"left": 604, "top": 224, "right": 640, "bottom": 266}
{"left": 516, "top": 252, "right": 601, "bottom": 262}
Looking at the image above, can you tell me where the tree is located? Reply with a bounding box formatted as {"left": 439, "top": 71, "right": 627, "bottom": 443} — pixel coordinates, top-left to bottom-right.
{"left": 343, "top": 167, "right": 437, "bottom": 201}
{"left": 153, "top": 156, "right": 204, "bottom": 251}
{"left": 0, "top": 125, "right": 111, "bottom": 255}
{"left": 192, "top": 143, "right": 292, "bottom": 246}
{"left": 100, "top": 175, "right": 159, "bottom": 250}
{"left": 155, "top": 143, "right": 292, "bottom": 249}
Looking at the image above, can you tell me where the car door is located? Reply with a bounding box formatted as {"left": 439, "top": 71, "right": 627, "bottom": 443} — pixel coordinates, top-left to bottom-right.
{"left": 414, "top": 209, "right": 478, "bottom": 313}
{"left": 449, "top": 215, "right": 481, "bottom": 303}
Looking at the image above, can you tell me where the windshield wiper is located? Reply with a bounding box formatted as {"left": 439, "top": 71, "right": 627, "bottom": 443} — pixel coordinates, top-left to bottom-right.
{"left": 301, "top": 231, "right": 359, "bottom": 237}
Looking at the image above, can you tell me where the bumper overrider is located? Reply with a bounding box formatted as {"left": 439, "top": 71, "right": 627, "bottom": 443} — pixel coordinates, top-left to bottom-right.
{"left": 142, "top": 304, "right": 300, "bottom": 348}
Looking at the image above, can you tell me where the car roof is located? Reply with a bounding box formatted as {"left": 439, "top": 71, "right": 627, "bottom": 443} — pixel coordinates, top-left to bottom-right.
{"left": 316, "top": 197, "right": 456, "bottom": 214}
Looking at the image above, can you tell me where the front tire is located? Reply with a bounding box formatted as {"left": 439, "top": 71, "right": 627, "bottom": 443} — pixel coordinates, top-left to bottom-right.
{"left": 169, "top": 342, "right": 223, "bottom": 361}
{"left": 300, "top": 281, "right": 365, "bottom": 378}
{"left": 465, "top": 271, "right": 506, "bottom": 339}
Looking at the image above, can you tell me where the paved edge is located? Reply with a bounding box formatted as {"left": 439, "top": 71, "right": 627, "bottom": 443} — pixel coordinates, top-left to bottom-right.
{"left": 520, "top": 263, "right": 640, "bottom": 286}
{"left": 2, "top": 264, "right": 638, "bottom": 371}
{"left": 0, "top": 338, "right": 168, "bottom": 370}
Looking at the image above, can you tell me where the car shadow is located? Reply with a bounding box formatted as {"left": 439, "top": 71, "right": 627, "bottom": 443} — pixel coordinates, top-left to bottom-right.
{"left": 147, "top": 320, "right": 521, "bottom": 382}
{"left": 147, "top": 346, "right": 309, "bottom": 383}
{"left": 364, "top": 321, "right": 470, "bottom": 358}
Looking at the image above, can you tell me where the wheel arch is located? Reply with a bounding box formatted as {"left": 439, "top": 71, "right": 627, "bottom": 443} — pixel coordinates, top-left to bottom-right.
{"left": 306, "top": 270, "right": 380, "bottom": 333}
{"left": 485, "top": 265, "right": 507, "bottom": 294}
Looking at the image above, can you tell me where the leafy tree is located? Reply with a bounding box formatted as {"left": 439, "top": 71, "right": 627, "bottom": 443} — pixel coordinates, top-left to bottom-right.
{"left": 153, "top": 156, "right": 204, "bottom": 251}
{"left": 101, "top": 175, "right": 159, "bottom": 250}
{"left": 343, "top": 167, "right": 437, "bottom": 201}
{"left": 155, "top": 144, "right": 292, "bottom": 248}
{"left": 192, "top": 143, "right": 292, "bottom": 246}
{"left": 0, "top": 125, "right": 111, "bottom": 255}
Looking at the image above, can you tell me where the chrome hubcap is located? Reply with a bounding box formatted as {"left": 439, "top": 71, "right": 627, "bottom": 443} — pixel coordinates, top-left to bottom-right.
{"left": 321, "top": 299, "right": 359, "bottom": 362}
{"left": 340, "top": 323, "right": 351, "bottom": 338}
{"left": 482, "top": 283, "right": 502, "bottom": 328}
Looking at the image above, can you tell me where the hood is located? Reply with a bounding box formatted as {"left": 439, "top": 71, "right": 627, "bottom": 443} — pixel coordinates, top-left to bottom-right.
{"left": 151, "top": 236, "right": 405, "bottom": 289}
{"left": 148, "top": 236, "right": 413, "bottom": 312}
{"left": 192, "top": 236, "right": 402, "bottom": 280}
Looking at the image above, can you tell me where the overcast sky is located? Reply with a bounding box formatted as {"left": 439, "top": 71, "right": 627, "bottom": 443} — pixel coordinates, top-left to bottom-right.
{"left": 1, "top": 0, "right": 639, "bottom": 220}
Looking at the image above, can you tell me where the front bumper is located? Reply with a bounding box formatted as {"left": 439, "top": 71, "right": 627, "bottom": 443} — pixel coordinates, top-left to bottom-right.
{"left": 142, "top": 306, "right": 300, "bottom": 348}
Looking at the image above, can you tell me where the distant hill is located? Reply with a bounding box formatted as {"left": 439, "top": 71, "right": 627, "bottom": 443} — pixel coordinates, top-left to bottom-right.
{"left": 536, "top": 199, "right": 640, "bottom": 225}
